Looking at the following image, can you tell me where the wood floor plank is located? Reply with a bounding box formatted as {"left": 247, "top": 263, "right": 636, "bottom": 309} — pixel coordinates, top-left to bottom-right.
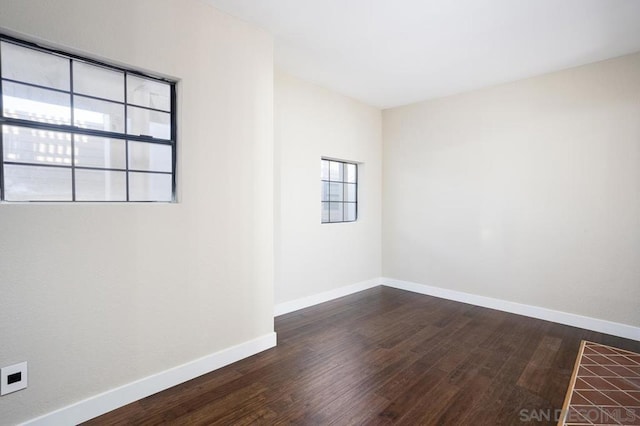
{"left": 432, "top": 371, "right": 493, "bottom": 425}
{"left": 517, "top": 335, "right": 563, "bottom": 393}
{"left": 168, "top": 381, "right": 268, "bottom": 426}
{"left": 377, "top": 367, "right": 449, "bottom": 423}
{"left": 84, "top": 287, "right": 640, "bottom": 425}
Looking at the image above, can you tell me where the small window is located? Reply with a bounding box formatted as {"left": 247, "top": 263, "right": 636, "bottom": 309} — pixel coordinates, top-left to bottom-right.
{"left": 0, "top": 35, "right": 177, "bottom": 202}
{"left": 321, "top": 158, "right": 357, "bottom": 223}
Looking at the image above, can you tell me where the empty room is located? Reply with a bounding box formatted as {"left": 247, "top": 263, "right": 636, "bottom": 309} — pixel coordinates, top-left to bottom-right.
{"left": 0, "top": 0, "right": 639, "bottom": 425}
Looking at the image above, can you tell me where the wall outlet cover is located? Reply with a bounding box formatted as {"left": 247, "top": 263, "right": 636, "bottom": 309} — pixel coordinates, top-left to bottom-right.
{"left": 1, "top": 362, "right": 28, "bottom": 395}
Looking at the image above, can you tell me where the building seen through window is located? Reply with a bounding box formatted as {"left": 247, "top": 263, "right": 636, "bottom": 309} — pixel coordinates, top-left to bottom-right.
{"left": 0, "top": 36, "right": 177, "bottom": 202}
{"left": 321, "top": 158, "right": 357, "bottom": 223}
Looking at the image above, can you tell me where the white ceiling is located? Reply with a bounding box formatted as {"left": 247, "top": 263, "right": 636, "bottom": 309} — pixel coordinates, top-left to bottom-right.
{"left": 207, "top": 0, "right": 640, "bottom": 109}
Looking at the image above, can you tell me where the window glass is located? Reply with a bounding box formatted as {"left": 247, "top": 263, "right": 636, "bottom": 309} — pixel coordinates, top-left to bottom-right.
{"left": 320, "top": 159, "right": 357, "bottom": 223}
{"left": 129, "top": 172, "right": 172, "bottom": 202}
{"left": 4, "top": 164, "right": 72, "bottom": 201}
{"left": 345, "top": 203, "right": 357, "bottom": 221}
{"left": 321, "top": 181, "right": 329, "bottom": 202}
{"left": 329, "top": 182, "right": 343, "bottom": 201}
{"left": 346, "top": 163, "right": 357, "bottom": 183}
{"left": 74, "top": 135, "right": 126, "bottom": 169}
{"left": 329, "top": 202, "right": 344, "bottom": 222}
{"left": 127, "top": 74, "right": 171, "bottom": 111}
{"left": 1, "top": 41, "right": 69, "bottom": 90}
{"left": 321, "top": 202, "right": 330, "bottom": 223}
{"left": 3, "top": 81, "right": 71, "bottom": 125}
{"left": 73, "top": 61, "right": 124, "bottom": 102}
{"left": 127, "top": 105, "right": 171, "bottom": 140}
{"left": 345, "top": 183, "right": 357, "bottom": 202}
{"left": 128, "top": 141, "right": 172, "bottom": 172}
{"left": 0, "top": 37, "right": 176, "bottom": 202}
{"left": 329, "top": 161, "right": 343, "bottom": 181}
{"left": 321, "top": 159, "right": 330, "bottom": 180}
{"left": 75, "top": 169, "right": 126, "bottom": 201}
{"left": 74, "top": 95, "right": 125, "bottom": 133}
{"left": 3, "top": 125, "right": 71, "bottom": 166}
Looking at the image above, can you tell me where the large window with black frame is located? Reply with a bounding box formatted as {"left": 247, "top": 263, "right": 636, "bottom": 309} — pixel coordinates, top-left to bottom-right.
{"left": 321, "top": 158, "right": 357, "bottom": 223}
{"left": 0, "top": 35, "right": 177, "bottom": 202}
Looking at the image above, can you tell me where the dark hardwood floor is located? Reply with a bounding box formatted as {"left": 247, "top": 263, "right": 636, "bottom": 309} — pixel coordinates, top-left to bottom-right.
{"left": 85, "top": 286, "right": 640, "bottom": 425}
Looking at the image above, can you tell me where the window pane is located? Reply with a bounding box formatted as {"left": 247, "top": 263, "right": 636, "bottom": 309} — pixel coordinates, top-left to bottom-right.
{"left": 3, "top": 81, "right": 71, "bottom": 125}
{"left": 74, "top": 95, "right": 125, "bottom": 133}
{"left": 329, "top": 202, "right": 344, "bottom": 222}
{"left": 345, "top": 183, "right": 357, "bottom": 202}
{"left": 129, "top": 172, "right": 172, "bottom": 201}
{"left": 73, "top": 61, "right": 124, "bottom": 102}
{"left": 321, "top": 160, "right": 330, "bottom": 180}
{"left": 321, "top": 160, "right": 357, "bottom": 223}
{"left": 345, "top": 203, "right": 357, "bottom": 221}
{"left": 329, "top": 161, "right": 343, "bottom": 181}
{"left": 4, "top": 164, "right": 71, "bottom": 201}
{"left": 1, "top": 41, "right": 70, "bottom": 90}
{"left": 346, "top": 163, "right": 357, "bottom": 183}
{"left": 321, "top": 202, "right": 330, "bottom": 223}
{"left": 74, "top": 135, "right": 126, "bottom": 169}
{"left": 3, "top": 125, "right": 72, "bottom": 166}
{"left": 128, "top": 141, "right": 172, "bottom": 172}
{"left": 127, "top": 74, "right": 170, "bottom": 111}
{"left": 321, "top": 181, "right": 329, "bottom": 202}
{"left": 329, "top": 182, "right": 343, "bottom": 202}
{"left": 127, "top": 105, "right": 170, "bottom": 140}
{"left": 0, "top": 36, "right": 176, "bottom": 203}
{"left": 75, "top": 169, "right": 126, "bottom": 201}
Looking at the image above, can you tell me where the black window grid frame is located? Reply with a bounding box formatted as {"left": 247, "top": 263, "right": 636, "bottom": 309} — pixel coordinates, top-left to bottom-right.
{"left": 0, "top": 34, "right": 178, "bottom": 202}
{"left": 321, "top": 158, "right": 358, "bottom": 224}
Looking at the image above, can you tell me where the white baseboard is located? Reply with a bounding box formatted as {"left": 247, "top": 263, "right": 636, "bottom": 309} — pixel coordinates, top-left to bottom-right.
{"left": 274, "top": 277, "right": 639, "bottom": 340}
{"left": 23, "top": 332, "right": 277, "bottom": 426}
{"left": 382, "top": 277, "right": 639, "bottom": 341}
{"left": 274, "top": 278, "right": 382, "bottom": 316}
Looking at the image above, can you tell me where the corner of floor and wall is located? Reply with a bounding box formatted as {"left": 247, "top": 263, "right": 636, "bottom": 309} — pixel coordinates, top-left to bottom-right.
{"left": 274, "top": 50, "right": 640, "bottom": 346}
{"left": 1, "top": 1, "right": 640, "bottom": 425}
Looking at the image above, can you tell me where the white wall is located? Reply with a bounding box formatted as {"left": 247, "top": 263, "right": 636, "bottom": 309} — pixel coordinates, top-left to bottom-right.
{"left": 383, "top": 53, "right": 640, "bottom": 328}
{"left": 0, "top": 0, "right": 274, "bottom": 424}
{"left": 275, "top": 70, "right": 382, "bottom": 305}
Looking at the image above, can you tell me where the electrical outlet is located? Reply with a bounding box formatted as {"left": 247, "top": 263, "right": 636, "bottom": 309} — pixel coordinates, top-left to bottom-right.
{"left": 1, "top": 362, "right": 28, "bottom": 395}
